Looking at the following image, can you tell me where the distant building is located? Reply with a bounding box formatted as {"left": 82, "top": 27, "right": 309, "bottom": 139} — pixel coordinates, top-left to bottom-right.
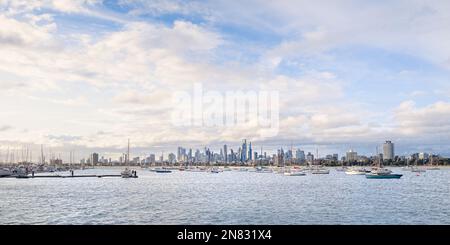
{"left": 346, "top": 149, "right": 358, "bottom": 162}
{"left": 92, "top": 153, "right": 99, "bottom": 165}
{"left": 168, "top": 153, "right": 176, "bottom": 164}
{"left": 149, "top": 154, "right": 156, "bottom": 165}
{"left": 296, "top": 149, "right": 305, "bottom": 161}
{"left": 306, "top": 152, "right": 314, "bottom": 163}
{"left": 383, "top": 141, "right": 394, "bottom": 160}
{"left": 418, "top": 152, "right": 429, "bottom": 160}
{"left": 224, "top": 144, "right": 228, "bottom": 163}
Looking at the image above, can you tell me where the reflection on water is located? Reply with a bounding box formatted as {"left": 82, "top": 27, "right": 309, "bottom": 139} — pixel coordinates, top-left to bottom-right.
{"left": 1, "top": 167, "right": 449, "bottom": 224}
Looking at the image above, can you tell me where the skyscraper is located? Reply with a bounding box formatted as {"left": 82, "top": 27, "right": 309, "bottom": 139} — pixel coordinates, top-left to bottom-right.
{"left": 383, "top": 141, "right": 394, "bottom": 160}
{"left": 241, "top": 139, "right": 247, "bottom": 162}
{"left": 92, "top": 153, "right": 99, "bottom": 165}
{"left": 346, "top": 149, "right": 358, "bottom": 162}
{"left": 224, "top": 144, "right": 228, "bottom": 163}
{"left": 248, "top": 142, "right": 252, "bottom": 161}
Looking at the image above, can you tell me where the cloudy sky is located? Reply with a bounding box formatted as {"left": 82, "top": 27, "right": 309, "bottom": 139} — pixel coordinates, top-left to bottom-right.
{"left": 1, "top": 0, "right": 450, "bottom": 160}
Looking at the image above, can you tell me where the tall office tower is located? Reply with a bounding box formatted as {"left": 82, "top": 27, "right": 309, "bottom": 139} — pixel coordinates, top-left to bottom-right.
{"left": 177, "top": 147, "right": 182, "bottom": 162}
{"left": 383, "top": 141, "right": 394, "bottom": 160}
{"left": 248, "top": 142, "right": 252, "bottom": 161}
{"left": 188, "top": 148, "right": 192, "bottom": 161}
{"left": 241, "top": 139, "right": 247, "bottom": 162}
{"left": 224, "top": 144, "right": 228, "bottom": 163}
{"left": 296, "top": 149, "right": 305, "bottom": 161}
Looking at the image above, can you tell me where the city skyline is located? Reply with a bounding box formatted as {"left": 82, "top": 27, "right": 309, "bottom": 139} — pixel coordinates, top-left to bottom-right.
{"left": 1, "top": 1, "right": 450, "bottom": 156}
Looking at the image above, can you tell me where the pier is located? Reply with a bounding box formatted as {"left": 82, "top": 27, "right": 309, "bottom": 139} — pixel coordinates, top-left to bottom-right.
{"left": 2, "top": 174, "right": 137, "bottom": 179}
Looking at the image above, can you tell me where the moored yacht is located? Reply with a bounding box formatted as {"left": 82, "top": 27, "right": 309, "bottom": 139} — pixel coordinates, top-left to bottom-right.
{"left": 365, "top": 148, "right": 402, "bottom": 179}
{"left": 284, "top": 170, "right": 306, "bottom": 176}
{"left": 345, "top": 167, "right": 368, "bottom": 175}
{"left": 0, "top": 168, "right": 11, "bottom": 177}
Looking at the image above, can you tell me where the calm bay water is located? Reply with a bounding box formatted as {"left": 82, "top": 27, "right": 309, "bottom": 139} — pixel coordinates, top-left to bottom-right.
{"left": 1, "top": 167, "right": 449, "bottom": 225}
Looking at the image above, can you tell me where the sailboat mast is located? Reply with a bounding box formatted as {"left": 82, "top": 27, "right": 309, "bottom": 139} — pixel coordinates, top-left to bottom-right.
{"left": 127, "top": 138, "right": 130, "bottom": 167}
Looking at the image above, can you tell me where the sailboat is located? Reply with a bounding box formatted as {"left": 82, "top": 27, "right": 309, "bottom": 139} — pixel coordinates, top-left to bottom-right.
{"left": 366, "top": 147, "right": 402, "bottom": 179}
{"left": 311, "top": 148, "right": 329, "bottom": 174}
{"left": 121, "top": 139, "right": 137, "bottom": 178}
{"left": 410, "top": 157, "right": 426, "bottom": 173}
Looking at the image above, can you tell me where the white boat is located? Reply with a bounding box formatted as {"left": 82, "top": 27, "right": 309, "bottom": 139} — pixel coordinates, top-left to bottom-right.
{"left": 12, "top": 166, "right": 29, "bottom": 178}
{"left": 0, "top": 168, "right": 11, "bottom": 177}
{"left": 121, "top": 168, "right": 133, "bottom": 178}
{"left": 311, "top": 166, "right": 330, "bottom": 174}
{"left": 155, "top": 168, "right": 172, "bottom": 173}
{"left": 121, "top": 139, "right": 137, "bottom": 178}
{"left": 284, "top": 170, "right": 306, "bottom": 176}
{"left": 209, "top": 168, "right": 221, "bottom": 173}
{"left": 255, "top": 166, "right": 273, "bottom": 173}
{"left": 410, "top": 166, "right": 426, "bottom": 173}
{"left": 345, "top": 167, "right": 368, "bottom": 175}
{"left": 312, "top": 169, "right": 330, "bottom": 174}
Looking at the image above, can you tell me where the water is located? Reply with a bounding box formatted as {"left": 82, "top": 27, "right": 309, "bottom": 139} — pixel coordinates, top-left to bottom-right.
{"left": 1, "top": 167, "right": 449, "bottom": 224}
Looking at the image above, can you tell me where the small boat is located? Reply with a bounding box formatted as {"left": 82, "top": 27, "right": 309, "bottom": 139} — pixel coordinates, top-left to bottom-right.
{"left": 311, "top": 166, "right": 329, "bottom": 174}
{"left": 365, "top": 150, "right": 402, "bottom": 179}
{"left": 366, "top": 168, "right": 403, "bottom": 179}
{"left": 311, "top": 169, "right": 330, "bottom": 174}
{"left": 255, "top": 166, "right": 273, "bottom": 173}
{"left": 222, "top": 167, "right": 232, "bottom": 171}
{"left": 335, "top": 166, "right": 347, "bottom": 172}
{"left": 426, "top": 166, "right": 440, "bottom": 170}
{"left": 155, "top": 168, "right": 172, "bottom": 173}
{"left": 209, "top": 168, "right": 221, "bottom": 173}
{"left": 345, "top": 167, "right": 368, "bottom": 175}
{"left": 284, "top": 171, "right": 306, "bottom": 176}
{"left": 121, "top": 168, "right": 133, "bottom": 178}
{"left": 0, "top": 168, "right": 12, "bottom": 177}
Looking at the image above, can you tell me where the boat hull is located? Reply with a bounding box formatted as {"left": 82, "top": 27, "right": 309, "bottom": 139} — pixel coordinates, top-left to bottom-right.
{"left": 365, "top": 174, "right": 403, "bottom": 179}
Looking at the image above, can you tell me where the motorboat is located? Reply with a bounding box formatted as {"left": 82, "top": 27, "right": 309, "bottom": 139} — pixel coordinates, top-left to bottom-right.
{"left": 155, "top": 167, "right": 172, "bottom": 173}
{"left": 284, "top": 170, "right": 306, "bottom": 176}
{"left": 366, "top": 168, "right": 402, "bottom": 179}
{"left": 0, "top": 168, "right": 11, "bottom": 177}
{"left": 311, "top": 166, "right": 330, "bottom": 174}
{"left": 345, "top": 167, "right": 368, "bottom": 175}
{"left": 121, "top": 168, "right": 133, "bottom": 178}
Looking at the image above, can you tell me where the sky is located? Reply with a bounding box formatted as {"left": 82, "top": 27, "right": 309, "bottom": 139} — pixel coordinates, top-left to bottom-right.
{"left": 0, "top": 0, "right": 450, "bottom": 161}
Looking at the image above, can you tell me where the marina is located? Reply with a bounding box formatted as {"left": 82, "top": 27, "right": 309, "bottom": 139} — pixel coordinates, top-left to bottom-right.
{"left": 1, "top": 166, "right": 449, "bottom": 225}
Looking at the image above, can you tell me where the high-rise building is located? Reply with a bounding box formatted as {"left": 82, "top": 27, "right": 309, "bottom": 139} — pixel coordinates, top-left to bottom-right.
{"left": 92, "top": 153, "right": 99, "bottom": 165}
{"left": 346, "top": 149, "right": 358, "bottom": 162}
{"left": 418, "top": 152, "right": 429, "bottom": 160}
{"left": 248, "top": 142, "right": 252, "bottom": 161}
{"left": 224, "top": 144, "right": 228, "bottom": 163}
{"left": 149, "top": 154, "right": 156, "bottom": 165}
{"left": 306, "top": 152, "right": 314, "bottom": 163}
{"left": 241, "top": 139, "right": 247, "bottom": 162}
{"left": 382, "top": 141, "right": 394, "bottom": 160}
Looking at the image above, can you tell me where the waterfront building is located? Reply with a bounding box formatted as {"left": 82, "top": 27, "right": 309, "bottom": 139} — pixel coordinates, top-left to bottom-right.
{"left": 346, "top": 149, "right": 358, "bottom": 162}
{"left": 419, "top": 152, "right": 429, "bottom": 160}
{"left": 383, "top": 141, "right": 394, "bottom": 160}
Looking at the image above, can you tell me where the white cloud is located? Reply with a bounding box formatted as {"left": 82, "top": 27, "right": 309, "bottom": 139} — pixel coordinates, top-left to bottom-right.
{"left": 394, "top": 101, "right": 450, "bottom": 136}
